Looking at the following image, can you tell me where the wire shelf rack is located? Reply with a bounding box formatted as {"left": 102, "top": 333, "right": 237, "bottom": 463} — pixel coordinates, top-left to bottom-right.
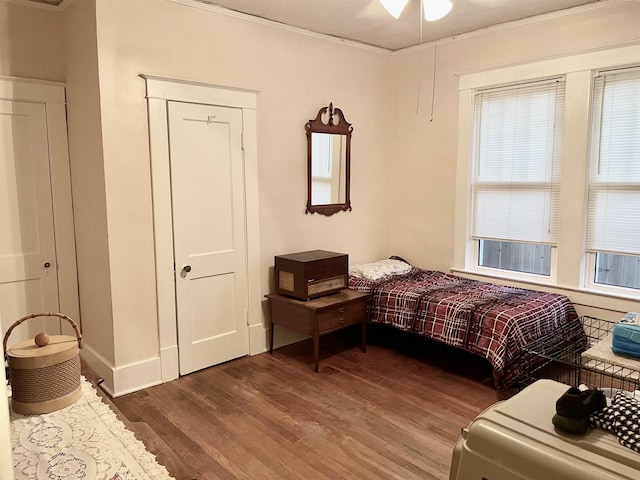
{"left": 524, "top": 316, "right": 640, "bottom": 392}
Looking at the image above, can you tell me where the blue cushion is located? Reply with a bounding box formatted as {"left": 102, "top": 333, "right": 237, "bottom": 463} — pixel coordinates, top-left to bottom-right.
{"left": 612, "top": 323, "right": 640, "bottom": 358}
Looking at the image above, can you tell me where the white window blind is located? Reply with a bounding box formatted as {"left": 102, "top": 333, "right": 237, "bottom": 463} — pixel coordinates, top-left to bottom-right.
{"left": 472, "top": 79, "right": 565, "bottom": 244}
{"left": 586, "top": 68, "right": 640, "bottom": 256}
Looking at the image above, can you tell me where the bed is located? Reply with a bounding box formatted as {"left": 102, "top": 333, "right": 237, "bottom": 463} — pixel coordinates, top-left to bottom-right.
{"left": 348, "top": 259, "right": 584, "bottom": 389}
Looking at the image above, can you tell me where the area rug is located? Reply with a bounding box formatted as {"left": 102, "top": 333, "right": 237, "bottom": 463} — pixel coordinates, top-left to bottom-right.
{"left": 10, "top": 376, "right": 175, "bottom": 480}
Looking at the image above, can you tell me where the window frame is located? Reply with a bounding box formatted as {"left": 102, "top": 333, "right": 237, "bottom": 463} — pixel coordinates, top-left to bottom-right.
{"left": 470, "top": 239, "right": 559, "bottom": 284}
{"left": 470, "top": 78, "right": 565, "bottom": 280}
{"left": 454, "top": 44, "right": 640, "bottom": 301}
{"left": 584, "top": 66, "right": 640, "bottom": 294}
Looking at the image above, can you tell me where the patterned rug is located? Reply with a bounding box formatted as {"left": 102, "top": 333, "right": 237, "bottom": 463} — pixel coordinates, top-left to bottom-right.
{"left": 10, "top": 377, "right": 174, "bottom": 480}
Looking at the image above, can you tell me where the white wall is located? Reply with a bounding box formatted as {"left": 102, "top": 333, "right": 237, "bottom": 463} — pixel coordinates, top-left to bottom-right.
{"left": 85, "top": 0, "right": 393, "bottom": 392}
{"left": 63, "top": 0, "right": 116, "bottom": 384}
{"left": 0, "top": 1, "right": 65, "bottom": 81}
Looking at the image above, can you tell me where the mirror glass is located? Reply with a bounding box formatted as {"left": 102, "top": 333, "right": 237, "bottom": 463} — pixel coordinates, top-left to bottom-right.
{"left": 306, "top": 104, "right": 352, "bottom": 216}
{"left": 310, "top": 133, "right": 347, "bottom": 205}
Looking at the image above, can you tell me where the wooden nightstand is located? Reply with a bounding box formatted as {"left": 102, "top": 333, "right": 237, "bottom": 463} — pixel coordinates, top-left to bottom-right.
{"left": 266, "top": 289, "right": 369, "bottom": 372}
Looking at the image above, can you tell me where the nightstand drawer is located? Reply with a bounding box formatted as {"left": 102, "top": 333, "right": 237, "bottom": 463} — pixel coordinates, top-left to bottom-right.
{"left": 317, "top": 301, "right": 365, "bottom": 332}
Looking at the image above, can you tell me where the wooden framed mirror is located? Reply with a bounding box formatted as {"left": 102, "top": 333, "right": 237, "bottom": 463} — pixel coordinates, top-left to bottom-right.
{"left": 305, "top": 103, "right": 352, "bottom": 216}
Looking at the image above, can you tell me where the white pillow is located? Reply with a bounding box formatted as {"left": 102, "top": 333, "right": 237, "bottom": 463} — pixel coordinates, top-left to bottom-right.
{"left": 349, "top": 259, "right": 411, "bottom": 281}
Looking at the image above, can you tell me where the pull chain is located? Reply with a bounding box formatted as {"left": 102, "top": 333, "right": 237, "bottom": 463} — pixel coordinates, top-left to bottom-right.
{"left": 430, "top": 42, "right": 438, "bottom": 122}
{"left": 416, "top": 0, "right": 424, "bottom": 114}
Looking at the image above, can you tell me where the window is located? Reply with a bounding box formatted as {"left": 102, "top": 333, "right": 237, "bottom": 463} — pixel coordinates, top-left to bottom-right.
{"left": 586, "top": 68, "right": 640, "bottom": 292}
{"left": 471, "top": 79, "right": 565, "bottom": 277}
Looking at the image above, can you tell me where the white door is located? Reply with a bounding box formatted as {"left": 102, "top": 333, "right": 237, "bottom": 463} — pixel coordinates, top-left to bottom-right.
{"left": 168, "top": 101, "right": 249, "bottom": 375}
{"left": 0, "top": 99, "right": 60, "bottom": 344}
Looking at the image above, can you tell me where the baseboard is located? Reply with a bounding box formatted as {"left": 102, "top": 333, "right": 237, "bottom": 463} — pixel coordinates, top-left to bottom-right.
{"left": 160, "top": 345, "right": 179, "bottom": 383}
{"left": 112, "top": 357, "right": 163, "bottom": 397}
{"left": 80, "top": 345, "right": 115, "bottom": 395}
{"left": 249, "top": 322, "right": 267, "bottom": 355}
{"left": 80, "top": 346, "right": 163, "bottom": 397}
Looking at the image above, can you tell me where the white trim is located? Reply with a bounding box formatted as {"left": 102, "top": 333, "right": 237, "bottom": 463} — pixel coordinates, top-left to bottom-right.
{"left": 249, "top": 323, "right": 267, "bottom": 355}
{"left": 146, "top": 97, "right": 178, "bottom": 383}
{"left": 397, "top": 0, "right": 632, "bottom": 54}
{"left": 112, "top": 357, "right": 163, "bottom": 398}
{"left": 1, "top": 0, "right": 77, "bottom": 10}
{"left": 145, "top": 75, "right": 263, "bottom": 383}
{"left": 584, "top": 252, "right": 640, "bottom": 300}
{"left": 469, "top": 244, "right": 558, "bottom": 286}
{"left": 0, "top": 75, "right": 65, "bottom": 103}
{"left": 46, "top": 102, "right": 81, "bottom": 326}
{"left": 241, "top": 108, "right": 265, "bottom": 356}
{"left": 142, "top": 74, "right": 258, "bottom": 108}
{"left": 451, "top": 267, "right": 640, "bottom": 318}
{"left": 79, "top": 345, "right": 115, "bottom": 394}
{"left": 160, "top": 345, "right": 179, "bottom": 381}
{"left": 80, "top": 345, "right": 164, "bottom": 397}
{"left": 452, "top": 88, "right": 474, "bottom": 270}
{"left": 458, "top": 43, "right": 640, "bottom": 91}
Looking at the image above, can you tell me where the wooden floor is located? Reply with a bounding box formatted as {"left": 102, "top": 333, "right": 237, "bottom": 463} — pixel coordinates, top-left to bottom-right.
{"left": 105, "top": 325, "right": 515, "bottom": 480}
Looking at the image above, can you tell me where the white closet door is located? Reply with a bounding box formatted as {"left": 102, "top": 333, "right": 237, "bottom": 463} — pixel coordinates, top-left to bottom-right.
{"left": 168, "top": 101, "right": 249, "bottom": 375}
{"left": 0, "top": 99, "right": 60, "bottom": 342}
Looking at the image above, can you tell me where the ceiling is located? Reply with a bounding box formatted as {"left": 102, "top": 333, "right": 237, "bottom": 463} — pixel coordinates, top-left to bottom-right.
{"left": 191, "top": 0, "right": 602, "bottom": 50}
{"left": 28, "top": 0, "right": 603, "bottom": 51}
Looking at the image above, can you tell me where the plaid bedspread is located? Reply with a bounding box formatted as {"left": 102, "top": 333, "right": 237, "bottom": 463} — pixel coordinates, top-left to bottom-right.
{"left": 349, "top": 269, "right": 582, "bottom": 389}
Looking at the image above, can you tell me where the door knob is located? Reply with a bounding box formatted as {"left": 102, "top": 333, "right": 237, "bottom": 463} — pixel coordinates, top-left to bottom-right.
{"left": 44, "top": 262, "right": 51, "bottom": 268}
{"left": 180, "top": 265, "right": 192, "bottom": 278}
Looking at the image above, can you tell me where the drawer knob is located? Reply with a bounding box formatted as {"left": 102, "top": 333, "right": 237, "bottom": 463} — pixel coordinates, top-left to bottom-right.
{"left": 338, "top": 318, "right": 346, "bottom": 324}
{"left": 338, "top": 307, "right": 346, "bottom": 313}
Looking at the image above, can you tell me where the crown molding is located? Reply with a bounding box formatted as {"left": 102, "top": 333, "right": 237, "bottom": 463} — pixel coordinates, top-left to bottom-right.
{"left": 396, "top": 0, "right": 634, "bottom": 54}
{"left": 165, "top": 0, "right": 393, "bottom": 55}
{"left": 1, "top": 0, "right": 76, "bottom": 11}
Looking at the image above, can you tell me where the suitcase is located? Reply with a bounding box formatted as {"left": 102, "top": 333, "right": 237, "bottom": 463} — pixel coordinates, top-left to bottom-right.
{"left": 450, "top": 379, "right": 640, "bottom": 480}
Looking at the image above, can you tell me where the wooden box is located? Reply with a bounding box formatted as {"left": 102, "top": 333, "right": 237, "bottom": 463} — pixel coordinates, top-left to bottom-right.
{"left": 274, "top": 250, "right": 348, "bottom": 300}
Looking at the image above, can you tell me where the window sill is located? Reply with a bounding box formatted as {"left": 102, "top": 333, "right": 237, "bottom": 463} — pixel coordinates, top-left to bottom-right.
{"left": 450, "top": 267, "right": 640, "bottom": 303}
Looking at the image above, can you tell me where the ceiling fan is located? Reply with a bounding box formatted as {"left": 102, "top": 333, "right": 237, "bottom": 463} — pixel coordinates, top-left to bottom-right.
{"left": 380, "top": 0, "right": 453, "bottom": 21}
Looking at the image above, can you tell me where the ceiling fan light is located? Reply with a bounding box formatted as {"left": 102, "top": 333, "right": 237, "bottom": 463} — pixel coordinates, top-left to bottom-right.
{"left": 380, "top": 0, "right": 410, "bottom": 19}
{"left": 423, "top": 0, "right": 453, "bottom": 21}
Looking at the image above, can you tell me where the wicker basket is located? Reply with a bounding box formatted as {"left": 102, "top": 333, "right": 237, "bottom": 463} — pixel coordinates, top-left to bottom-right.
{"left": 4, "top": 312, "right": 83, "bottom": 415}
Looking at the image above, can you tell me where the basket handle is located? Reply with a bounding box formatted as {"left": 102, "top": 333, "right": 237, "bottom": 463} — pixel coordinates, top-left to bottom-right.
{"left": 3, "top": 312, "right": 83, "bottom": 358}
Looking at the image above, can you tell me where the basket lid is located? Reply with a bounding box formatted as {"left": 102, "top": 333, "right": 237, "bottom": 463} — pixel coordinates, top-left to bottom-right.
{"left": 6, "top": 335, "right": 79, "bottom": 369}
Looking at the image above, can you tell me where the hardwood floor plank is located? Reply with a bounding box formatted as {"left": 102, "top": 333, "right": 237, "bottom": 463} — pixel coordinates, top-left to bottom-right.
{"left": 107, "top": 328, "right": 510, "bottom": 479}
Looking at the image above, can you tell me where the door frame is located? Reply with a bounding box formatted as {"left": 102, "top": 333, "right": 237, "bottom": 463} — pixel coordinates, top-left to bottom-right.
{"left": 0, "top": 75, "right": 80, "bottom": 329}
{"left": 142, "top": 75, "right": 263, "bottom": 383}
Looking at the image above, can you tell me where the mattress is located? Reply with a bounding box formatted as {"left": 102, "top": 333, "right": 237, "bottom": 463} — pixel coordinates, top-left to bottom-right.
{"left": 450, "top": 379, "right": 640, "bottom": 480}
{"left": 349, "top": 268, "right": 582, "bottom": 388}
